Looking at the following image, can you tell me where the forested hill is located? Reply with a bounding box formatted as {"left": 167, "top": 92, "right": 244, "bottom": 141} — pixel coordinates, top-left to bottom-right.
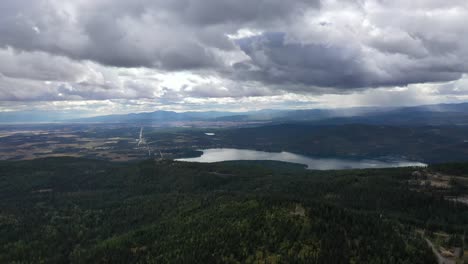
{"left": 1, "top": 158, "right": 467, "bottom": 263}
{"left": 145, "top": 123, "right": 468, "bottom": 163}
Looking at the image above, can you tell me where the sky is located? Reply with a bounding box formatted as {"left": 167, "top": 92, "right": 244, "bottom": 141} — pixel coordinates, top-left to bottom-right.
{"left": 1, "top": 0, "right": 468, "bottom": 117}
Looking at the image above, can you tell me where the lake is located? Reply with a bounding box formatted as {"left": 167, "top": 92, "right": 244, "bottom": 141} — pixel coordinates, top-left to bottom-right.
{"left": 176, "top": 148, "right": 427, "bottom": 170}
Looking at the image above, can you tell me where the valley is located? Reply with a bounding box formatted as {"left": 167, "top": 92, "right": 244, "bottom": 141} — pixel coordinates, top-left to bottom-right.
{"left": 4, "top": 122, "right": 468, "bottom": 164}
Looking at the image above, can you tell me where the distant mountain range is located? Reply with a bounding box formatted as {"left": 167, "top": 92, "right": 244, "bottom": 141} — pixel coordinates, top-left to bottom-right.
{"left": 69, "top": 110, "right": 236, "bottom": 123}
{"left": 67, "top": 107, "right": 383, "bottom": 124}
{"left": 68, "top": 102, "right": 468, "bottom": 126}
{"left": 309, "top": 103, "right": 468, "bottom": 126}
{"left": 3, "top": 102, "right": 468, "bottom": 125}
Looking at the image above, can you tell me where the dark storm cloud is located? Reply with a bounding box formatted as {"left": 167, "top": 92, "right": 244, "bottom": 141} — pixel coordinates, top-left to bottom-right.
{"left": 235, "top": 32, "right": 372, "bottom": 88}
{"left": 233, "top": 32, "right": 464, "bottom": 89}
{"left": 0, "top": 0, "right": 316, "bottom": 70}
{"left": 0, "top": 0, "right": 468, "bottom": 103}
{"left": 178, "top": 0, "right": 315, "bottom": 25}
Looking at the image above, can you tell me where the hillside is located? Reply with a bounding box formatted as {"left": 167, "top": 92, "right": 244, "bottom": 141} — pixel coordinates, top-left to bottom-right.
{"left": 2, "top": 157, "right": 468, "bottom": 263}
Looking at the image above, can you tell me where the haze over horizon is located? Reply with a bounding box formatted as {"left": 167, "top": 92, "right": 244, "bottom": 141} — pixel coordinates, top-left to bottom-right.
{"left": 1, "top": 0, "right": 468, "bottom": 118}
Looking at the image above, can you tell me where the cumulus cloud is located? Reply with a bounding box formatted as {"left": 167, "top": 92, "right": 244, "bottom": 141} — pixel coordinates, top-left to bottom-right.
{"left": 0, "top": 0, "right": 316, "bottom": 70}
{"left": 0, "top": 0, "right": 468, "bottom": 114}
{"left": 0, "top": 47, "right": 86, "bottom": 81}
{"left": 231, "top": 1, "right": 468, "bottom": 90}
{"left": 234, "top": 31, "right": 463, "bottom": 89}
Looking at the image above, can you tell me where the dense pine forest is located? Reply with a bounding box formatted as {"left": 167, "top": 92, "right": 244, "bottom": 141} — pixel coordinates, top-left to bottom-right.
{"left": 1, "top": 158, "right": 467, "bottom": 263}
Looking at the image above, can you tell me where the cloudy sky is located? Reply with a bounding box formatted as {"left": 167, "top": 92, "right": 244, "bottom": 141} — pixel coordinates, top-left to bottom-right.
{"left": 1, "top": 0, "right": 468, "bottom": 116}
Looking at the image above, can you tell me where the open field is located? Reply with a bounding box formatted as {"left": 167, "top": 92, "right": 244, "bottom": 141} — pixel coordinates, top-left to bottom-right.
{"left": 5, "top": 123, "right": 468, "bottom": 165}
{"left": 0, "top": 124, "right": 206, "bottom": 161}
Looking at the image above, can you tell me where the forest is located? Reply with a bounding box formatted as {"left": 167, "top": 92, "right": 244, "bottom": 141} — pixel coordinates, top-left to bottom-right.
{"left": 143, "top": 124, "right": 468, "bottom": 163}
{"left": 1, "top": 157, "right": 468, "bottom": 263}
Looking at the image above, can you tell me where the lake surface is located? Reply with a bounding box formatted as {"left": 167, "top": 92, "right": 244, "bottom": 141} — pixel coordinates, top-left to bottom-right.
{"left": 176, "top": 148, "right": 427, "bottom": 170}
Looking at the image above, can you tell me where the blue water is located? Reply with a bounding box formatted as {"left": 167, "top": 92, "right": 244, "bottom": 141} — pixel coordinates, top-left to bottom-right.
{"left": 176, "top": 148, "right": 426, "bottom": 170}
